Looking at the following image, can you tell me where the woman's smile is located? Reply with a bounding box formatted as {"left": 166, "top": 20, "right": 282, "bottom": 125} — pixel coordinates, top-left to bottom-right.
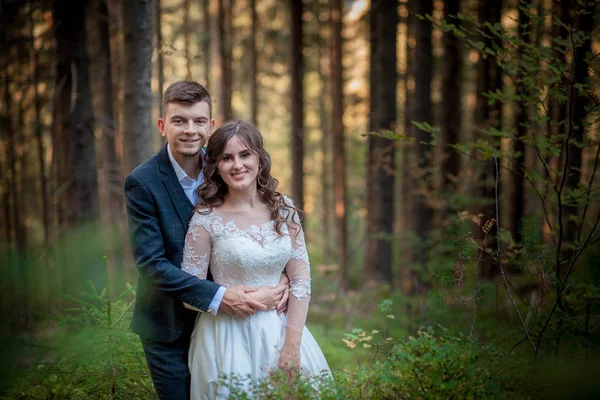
{"left": 230, "top": 171, "right": 248, "bottom": 180}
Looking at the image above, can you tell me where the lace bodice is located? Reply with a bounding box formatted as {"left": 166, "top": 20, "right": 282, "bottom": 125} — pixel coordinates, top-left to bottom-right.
{"left": 181, "top": 196, "right": 311, "bottom": 334}
{"left": 185, "top": 210, "right": 295, "bottom": 288}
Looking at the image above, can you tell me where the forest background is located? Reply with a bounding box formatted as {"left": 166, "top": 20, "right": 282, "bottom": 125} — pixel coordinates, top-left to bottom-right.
{"left": 1, "top": 0, "right": 599, "bottom": 398}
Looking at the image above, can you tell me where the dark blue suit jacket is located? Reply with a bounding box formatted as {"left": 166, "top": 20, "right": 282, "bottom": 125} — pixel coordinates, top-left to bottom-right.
{"left": 124, "top": 144, "right": 220, "bottom": 343}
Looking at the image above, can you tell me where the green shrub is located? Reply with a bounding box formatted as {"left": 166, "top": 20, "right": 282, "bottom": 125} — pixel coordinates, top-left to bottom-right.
{"left": 3, "top": 257, "right": 155, "bottom": 399}
{"left": 218, "top": 322, "right": 531, "bottom": 399}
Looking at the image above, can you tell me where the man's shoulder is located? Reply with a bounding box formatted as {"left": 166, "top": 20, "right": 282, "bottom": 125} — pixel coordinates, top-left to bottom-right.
{"left": 126, "top": 149, "right": 164, "bottom": 182}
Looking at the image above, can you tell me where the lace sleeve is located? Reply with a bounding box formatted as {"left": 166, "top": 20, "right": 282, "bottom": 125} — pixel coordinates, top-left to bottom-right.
{"left": 283, "top": 196, "right": 310, "bottom": 336}
{"left": 181, "top": 211, "right": 212, "bottom": 311}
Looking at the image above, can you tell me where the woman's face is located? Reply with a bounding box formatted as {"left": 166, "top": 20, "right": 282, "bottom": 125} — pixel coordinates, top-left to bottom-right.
{"left": 216, "top": 134, "right": 260, "bottom": 193}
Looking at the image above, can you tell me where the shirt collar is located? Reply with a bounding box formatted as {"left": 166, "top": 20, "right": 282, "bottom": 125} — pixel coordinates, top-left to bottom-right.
{"left": 166, "top": 144, "right": 206, "bottom": 183}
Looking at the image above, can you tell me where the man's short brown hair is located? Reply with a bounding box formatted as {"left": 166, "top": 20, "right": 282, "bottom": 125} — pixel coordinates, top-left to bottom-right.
{"left": 162, "top": 81, "right": 212, "bottom": 118}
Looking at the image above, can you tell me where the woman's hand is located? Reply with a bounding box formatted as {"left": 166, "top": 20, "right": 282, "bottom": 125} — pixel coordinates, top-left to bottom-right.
{"left": 246, "top": 285, "right": 285, "bottom": 310}
{"left": 279, "top": 342, "right": 301, "bottom": 380}
{"left": 276, "top": 274, "right": 290, "bottom": 314}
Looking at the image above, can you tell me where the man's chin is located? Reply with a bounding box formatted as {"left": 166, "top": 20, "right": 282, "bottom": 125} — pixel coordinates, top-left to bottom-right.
{"left": 179, "top": 148, "right": 202, "bottom": 157}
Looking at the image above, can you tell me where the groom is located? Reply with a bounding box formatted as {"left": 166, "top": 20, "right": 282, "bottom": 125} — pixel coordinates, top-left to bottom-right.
{"left": 124, "top": 81, "right": 288, "bottom": 400}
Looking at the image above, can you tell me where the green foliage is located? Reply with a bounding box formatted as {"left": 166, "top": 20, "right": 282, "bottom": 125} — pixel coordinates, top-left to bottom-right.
{"left": 219, "top": 323, "right": 530, "bottom": 399}
{"left": 2, "top": 258, "right": 155, "bottom": 399}
{"left": 380, "top": 326, "right": 527, "bottom": 399}
{"left": 409, "top": 1, "right": 600, "bottom": 366}
{"left": 222, "top": 370, "right": 338, "bottom": 400}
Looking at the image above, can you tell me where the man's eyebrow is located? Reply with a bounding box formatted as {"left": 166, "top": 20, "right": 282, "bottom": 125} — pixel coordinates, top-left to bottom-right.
{"left": 170, "top": 114, "right": 185, "bottom": 120}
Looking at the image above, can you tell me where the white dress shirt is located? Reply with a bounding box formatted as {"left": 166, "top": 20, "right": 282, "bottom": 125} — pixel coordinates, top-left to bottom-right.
{"left": 167, "top": 144, "right": 226, "bottom": 315}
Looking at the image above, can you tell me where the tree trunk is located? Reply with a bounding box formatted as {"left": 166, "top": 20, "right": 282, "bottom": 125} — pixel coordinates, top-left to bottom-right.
{"left": 510, "top": 2, "right": 529, "bottom": 243}
{"left": 249, "top": 0, "right": 258, "bottom": 126}
{"left": 566, "top": 1, "right": 595, "bottom": 246}
{"left": 365, "top": 0, "right": 397, "bottom": 285}
{"left": 87, "top": 0, "right": 124, "bottom": 285}
{"left": 215, "top": 0, "right": 233, "bottom": 124}
{"left": 0, "top": 7, "right": 8, "bottom": 242}
{"left": 183, "top": 0, "right": 192, "bottom": 80}
{"left": 122, "top": 0, "right": 154, "bottom": 174}
{"left": 28, "top": 0, "right": 50, "bottom": 244}
{"left": 412, "top": 0, "right": 433, "bottom": 267}
{"left": 52, "top": 0, "right": 74, "bottom": 227}
{"left": 3, "top": 58, "right": 20, "bottom": 249}
{"left": 317, "top": 3, "right": 333, "bottom": 264}
{"left": 52, "top": 0, "right": 99, "bottom": 225}
{"left": 202, "top": 0, "right": 211, "bottom": 88}
{"left": 289, "top": 0, "right": 304, "bottom": 211}
{"left": 15, "top": 92, "right": 30, "bottom": 327}
{"left": 90, "top": 0, "right": 120, "bottom": 223}
{"left": 475, "top": 0, "right": 502, "bottom": 277}
{"left": 399, "top": 0, "right": 416, "bottom": 294}
{"left": 319, "top": 67, "right": 333, "bottom": 262}
{"left": 545, "top": 0, "right": 569, "bottom": 253}
{"left": 330, "top": 0, "right": 348, "bottom": 291}
{"left": 1, "top": 118, "right": 10, "bottom": 241}
{"left": 68, "top": 0, "right": 99, "bottom": 223}
{"left": 441, "top": 0, "right": 461, "bottom": 198}
{"left": 156, "top": 0, "right": 165, "bottom": 116}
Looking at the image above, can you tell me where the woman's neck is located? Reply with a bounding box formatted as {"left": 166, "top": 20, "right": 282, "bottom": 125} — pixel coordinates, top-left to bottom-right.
{"left": 224, "top": 186, "right": 261, "bottom": 211}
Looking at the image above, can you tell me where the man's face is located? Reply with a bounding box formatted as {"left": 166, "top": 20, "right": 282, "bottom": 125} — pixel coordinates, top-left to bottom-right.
{"left": 158, "top": 101, "right": 214, "bottom": 160}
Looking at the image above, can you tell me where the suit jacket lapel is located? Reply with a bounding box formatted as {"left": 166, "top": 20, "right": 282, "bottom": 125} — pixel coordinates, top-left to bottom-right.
{"left": 158, "top": 145, "right": 195, "bottom": 227}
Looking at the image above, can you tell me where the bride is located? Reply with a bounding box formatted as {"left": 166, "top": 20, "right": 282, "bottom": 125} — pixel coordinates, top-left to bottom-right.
{"left": 181, "top": 120, "right": 331, "bottom": 399}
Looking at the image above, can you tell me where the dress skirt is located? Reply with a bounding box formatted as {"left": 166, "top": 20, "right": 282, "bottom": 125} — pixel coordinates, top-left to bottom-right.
{"left": 188, "top": 311, "right": 331, "bottom": 400}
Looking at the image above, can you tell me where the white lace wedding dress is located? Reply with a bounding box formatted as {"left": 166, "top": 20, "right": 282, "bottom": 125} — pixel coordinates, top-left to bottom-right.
{"left": 181, "top": 197, "right": 331, "bottom": 399}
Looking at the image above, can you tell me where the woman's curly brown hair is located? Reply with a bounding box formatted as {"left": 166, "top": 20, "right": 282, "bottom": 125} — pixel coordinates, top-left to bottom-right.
{"left": 196, "top": 119, "right": 300, "bottom": 235}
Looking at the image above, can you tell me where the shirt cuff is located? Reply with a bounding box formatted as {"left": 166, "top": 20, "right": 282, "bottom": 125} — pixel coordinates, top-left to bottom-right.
{"left": 207, "top": 286, "right": 226, "bottom": 316}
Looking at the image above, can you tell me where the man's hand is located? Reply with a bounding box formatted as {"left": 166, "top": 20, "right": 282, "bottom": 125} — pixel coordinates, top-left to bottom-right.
{"left": 276, "top": 274, "right": 290, "bottom": 315}
{"left": 219, "top": 286, "right": 267, "bottom": 318}
{"left": 246, "top": 285, "right": 285, "bottom": 310}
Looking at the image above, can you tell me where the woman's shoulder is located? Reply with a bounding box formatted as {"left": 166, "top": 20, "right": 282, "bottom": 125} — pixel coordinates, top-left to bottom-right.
{"left": 189, "top": 206, "right": 216, "bottom": 228}
{"left": 281, "top": 194, "right": 295, "bottom": 208}
{"left": 278, "top": 194, "right": 301, "bottom": 224}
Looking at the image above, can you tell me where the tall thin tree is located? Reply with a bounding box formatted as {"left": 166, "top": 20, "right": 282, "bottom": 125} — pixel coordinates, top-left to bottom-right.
{"left": 318, "top": 3, "right": 333, "bottom": 263}
{"left": 330, "top": 0, "right": 348, "bottom": 291}
{"left": 441, "top": 0, "right": 461, "bottom": 200}
{"left": 91, "top": 0, "right": 120, "bottom": 223}
{"left": 156, "top": 0, "right": 165, "bottom": 116}
{"left": 0, "top": 3, "right": 11, "bottom": 244}
{"left": 510, "top": 1, "right": 530, "bottom": 243}
{"left": 214, "top": 0, "right": 233, "bottom": 124}
{"left": 28, "top": 0, "right": 50, "bottom": 244}
{"left": 365, "top": 0, "right": 397, "bottom": 285}
{"left": 202, "top": 0, "right": 211, "bottom": 88}
{"left": 412, "top": 0, "right": 433, "bottom": 268}
{"left": 249, "top": 0, "right": 258, "bottom": 126}
{"left": 400, "top": 0, "right": 415, "bottom": 293}
{"left": 2, "top": 43, "right": 20, "bottom": 247}
{"left": 183, "top": 0, "right": 192, "bottom": 79}
{"left": 475, "top": 0, "right": 503, "bottom": 276}
{"left": 289, "top": 0, "right": 305, "bottom": 211}
{"left": 122, "top": 0, "right": 154, "bottom": 174}
{"left": 566, "top": 1, "right": 595, "bottom": 251}
{"left": 53, "top": 0, "right": 99, "bottom": 223}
